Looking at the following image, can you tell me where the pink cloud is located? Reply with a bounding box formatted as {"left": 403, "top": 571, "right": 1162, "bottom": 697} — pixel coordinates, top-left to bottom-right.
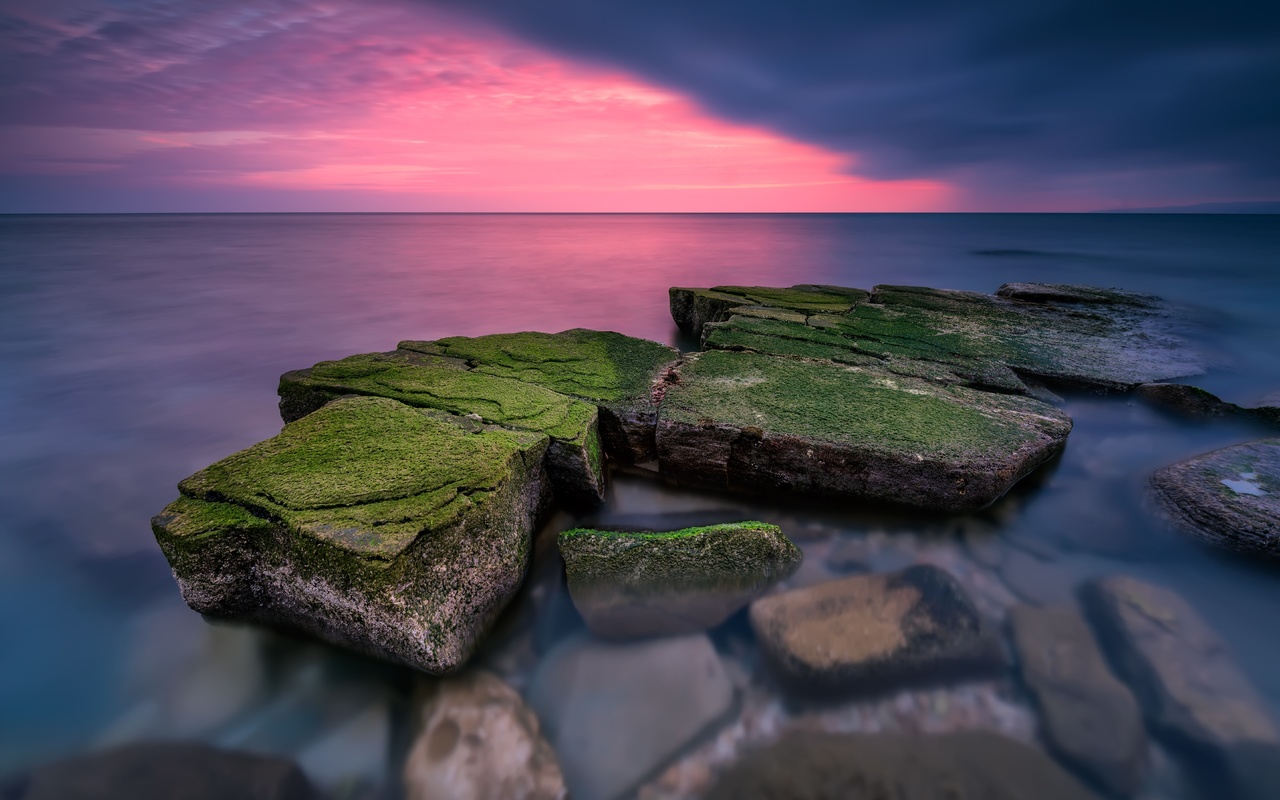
{"left": 0, "top": 0, "right": 954, "bottom": 211}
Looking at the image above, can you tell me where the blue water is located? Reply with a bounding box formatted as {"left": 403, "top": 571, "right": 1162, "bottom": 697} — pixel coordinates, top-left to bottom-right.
{"left": 2, "top": 213, "right": 1280, "bottom": 795}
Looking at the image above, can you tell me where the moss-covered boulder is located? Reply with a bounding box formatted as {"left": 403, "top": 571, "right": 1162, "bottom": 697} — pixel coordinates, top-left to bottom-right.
{"left": 1081, "top": 576, "right": 1280, "bottom": 800}
{"left": 748, "top": 565, "right": 1005, "bottom": 696}
{"left": 278, "top": 349, "right": 603, "bottom": 506}
{"left": 670, "top": 284, "right": 870, "bottom": 338}
{"left": 682, "top": 282, "right": 1203, "bottom": 392}
{"left": 558, "top": 521, "right": 802, "bottom": 638}
{"left": 706, "top": 731, "right": 1101, "bottom": 800}
{"left": 1150, "top": 439, "right": 1280, "bottom": 556}
{"left": 398, "top": 329, "right": 680, "bottom": 463}
{"left": 656, "top": 349, "right": 1071, "bottom": 511}
{"left": 152, "top": 396, "right": 551, "bottom": 674}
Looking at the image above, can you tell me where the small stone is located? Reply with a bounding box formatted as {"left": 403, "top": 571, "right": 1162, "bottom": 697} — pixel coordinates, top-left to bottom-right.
{"left": 558, "top": 521, "right": 801, "bottom": 638}
{"left": 999, "top": 550, "right": 1081, "bottom": 607}
{"left": 1081, "top": 576, "right": 1280, "bottom": 800}
{"left": 1136, "top": 383, "right": 1240, "bottom": 418}
{"left": 10, "top": 742, "right": 317, "bottom": 800}
{"left": 1009, "top": 604, "right": 1147, "bottom": 796}
{"left": 403, "top": 672, "right": 566, "bottom": 800}
{"left": 1150, "top": 438, "right": 1280, "bottom": 556}
{"left": 705, "top": 730, "right": 1101, "bottom": 800}
{"left": 527, "top": 633, "right": 735, "bottom": 800}
{"left": 748, "top": 565, "right": 1005, "bottom": 697}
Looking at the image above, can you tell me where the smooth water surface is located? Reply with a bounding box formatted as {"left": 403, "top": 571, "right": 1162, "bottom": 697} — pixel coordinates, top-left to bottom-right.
{"left": 2, "top": 213, "right": 1279, "bottom": 796}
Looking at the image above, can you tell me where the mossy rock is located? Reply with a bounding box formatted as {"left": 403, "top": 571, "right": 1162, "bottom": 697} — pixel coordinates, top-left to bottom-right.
{"left": 152, "top": 396, "right": 551, "bottom": 674}
{"left": 278, "top": 349, "right": 603, "bottom": 506}
{"left": 680, "top": 282, "right": 1203, "bottom": 391}
{"left": 399, "top": 329, "right": 679, "bottom": 462}
{"left": 558, "top": 521, "right": 802, "bottom": 638}
{"left": 670, "top": 284, "right": 869, "bottom": 338}
{"left": 656, "top": 349, "right": 1071, "bottom": 511}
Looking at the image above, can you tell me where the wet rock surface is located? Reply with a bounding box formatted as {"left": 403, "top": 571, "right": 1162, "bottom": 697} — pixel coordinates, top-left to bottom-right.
{"left": 704, "top": 730, "right": 1101, "bottom": 800}
{"left": 152, "top": 396, "right": 551, "bottom": 674}
{"left": 1082, "top": 576, "right": 1280, "bottom": 800}
{"left": 526, "top": 633, "right": 735, "bottom": 800}
{"left": 1009, "top": 604, "right": 1147, "bottom": 796}
{"left": 558, "top": 521, "right": 801, "bottom": 638}
{"left": 656, "top": 349, "right": 1072, "bottom": 511}
{"left": 749, "top": 565, "right": 1005, "bottom": 696}
{"left": 6, "top": 742, "right": 318, "bottom": 800}
{"left": 1150, "top": 438, "right": 1280, "bottom": 556}
{"left": 403, "top": 671, "right": 565, "bottom": 800}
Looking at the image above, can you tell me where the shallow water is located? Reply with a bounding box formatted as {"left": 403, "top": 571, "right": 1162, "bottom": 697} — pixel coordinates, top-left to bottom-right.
{"left": 2, "top": 213, "right": 1279, "bottom": 797}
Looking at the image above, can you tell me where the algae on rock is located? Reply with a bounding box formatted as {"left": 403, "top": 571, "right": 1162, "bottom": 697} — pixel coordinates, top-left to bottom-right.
{"left": 153, "top": 396, "right": 551, "bottom": 674}
{"left": 558, "top": 521, "right": 802, "bottom": 638}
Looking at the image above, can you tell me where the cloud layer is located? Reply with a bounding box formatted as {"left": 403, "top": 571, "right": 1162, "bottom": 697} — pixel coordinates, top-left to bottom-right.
{"left": 422, "top": 0, "right": 1280, "bottom": 205}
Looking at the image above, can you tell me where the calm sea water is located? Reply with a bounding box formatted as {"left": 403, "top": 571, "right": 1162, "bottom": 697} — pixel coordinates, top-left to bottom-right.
{"left": 3, "top": 213, "right": 1279, "bottom": 795}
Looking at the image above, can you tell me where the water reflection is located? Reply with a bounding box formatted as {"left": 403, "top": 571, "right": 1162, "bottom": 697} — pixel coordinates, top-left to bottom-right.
{"left": 3, "top": 213, "right": 1280, "bottom": 797}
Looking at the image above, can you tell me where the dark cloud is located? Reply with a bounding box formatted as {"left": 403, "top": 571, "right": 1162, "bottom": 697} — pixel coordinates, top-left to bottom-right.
{"left": 421, "top": 0, "right": 1280, "bottom": 197}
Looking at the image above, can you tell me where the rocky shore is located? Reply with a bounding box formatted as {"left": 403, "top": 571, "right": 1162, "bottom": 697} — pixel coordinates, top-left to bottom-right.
{"left": 126, "top": 282, "right": 1280, "bottom": 798}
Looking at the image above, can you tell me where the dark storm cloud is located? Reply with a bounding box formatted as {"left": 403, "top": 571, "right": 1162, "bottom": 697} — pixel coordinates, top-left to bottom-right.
{"left": 422, "top": 0, "right": 1280, "bottom": 193}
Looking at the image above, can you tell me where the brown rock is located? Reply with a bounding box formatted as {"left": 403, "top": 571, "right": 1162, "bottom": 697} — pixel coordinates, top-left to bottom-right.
{"left": 748, "top": 565, "right": 1005, "bottom": 696}
{"left": 403, "top": 671, "right": 566, "bottom": 800}
{"left": 1082, "top": 576, "right": 1280, "bottom": 800}
{"left": 1009, "top": 604, "right": 1147, "bottom": 796}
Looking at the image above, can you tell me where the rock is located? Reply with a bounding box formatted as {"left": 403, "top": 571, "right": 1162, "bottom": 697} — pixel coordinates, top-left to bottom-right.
{"left": 1081, "top": 576, "right": 1280, "bottom": 800}
{"left": 999, "top": 550, "right": 1080, "bottom": 607}
{"left": 527, "top": 633, "right": 735, "bottom": 800}
{"left": 9, "top": 742, "right": 318, "bottom": 800}
{"left": 669, "top": 284, "right": 869, "bottom": 339}
{"left": 403, "top": 672, "right": 566, "bottom": 800}
{"left": 682, "top": 282, "right": 1202, "bottom": 393}
{"left": 656, "top": 349, "right": 1071, "bottom": 512}
{"left": 1009, "top": 604, "right": 1147, "bottom": 796}
{"left": 1150, "top": 438, "right": 1280, "bottom": 556}
{"left": 1135, "top": 383, "right": 1240, "bottom": 419}
{"left": 748, "top": 565, "right": 1005, "bottom": 696}
{"left": 277, "top": 348, "right": 604, "bottom": 505}
{"left": 152, "top": 396, "right": 551, "bottom": 674}
{"left": 558, "top": 521, "right": 801, "bottom": 638}
{"left": 399, "top": 329, "right": 680, "bottom": 463}
{"left": 705, "top": 730, "right": 1101, "bottom": 800}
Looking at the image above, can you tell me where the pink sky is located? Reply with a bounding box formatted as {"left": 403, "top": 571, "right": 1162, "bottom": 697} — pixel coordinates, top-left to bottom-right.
{"left": 0, "top": 0, "right": 953, "bottom": 212}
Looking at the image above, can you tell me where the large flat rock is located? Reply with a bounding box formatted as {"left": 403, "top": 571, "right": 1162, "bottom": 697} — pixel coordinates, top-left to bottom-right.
{"left": 527, "top": 633, "right": 734, "bottom": 800}
{"left": 153, "top": 396, "right": 551, "bottom": 674}
{"left": 399, "top": 329, "right": 680, "bottom": 463}
{"left": 656, "top": 349, "right": 1071, "bottom": 511}
{"left": 749, "top": 565, "right": 1005, "bottom": 696}
{"left": 1150, "top": 438, "right": 1280, "bottom": 556}
{"left": 1081, "top": 576, "right": 1280, "bottom": 800}
{"left": 706, "top": 731, "right": 1100, "bottom": 800}
{"left": 558, "top": 521, "right": 801, "bottom": 638}
{"left": 677, "top": 282, "right": 1203, "bottom": 392}
{"left": 1009, "top": 604, "right": 1147, "bottom": 796}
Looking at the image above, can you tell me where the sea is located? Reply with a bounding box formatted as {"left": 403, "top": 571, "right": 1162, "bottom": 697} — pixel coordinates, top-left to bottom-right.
{"left": 2, "top": 213, "right": 1279, "bottom": 797}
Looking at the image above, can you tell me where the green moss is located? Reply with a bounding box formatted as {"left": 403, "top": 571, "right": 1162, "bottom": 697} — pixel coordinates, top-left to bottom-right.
{"left": 398, "top": 329, "right": 678, "bottom": 405}
{"left": 662, "top": 350, "right": 1068, "bottom": 460}
{"left": 178, "top": 396, "right": 549, "bottom": 558}
{"left": 560, "top": 520, "right": 779, "bottom": 541}
{"left": 154, "top": 495, "right": 275, "bottom": 540}
{"left": 706, "top": 285, "right": 868, "bottom": 314}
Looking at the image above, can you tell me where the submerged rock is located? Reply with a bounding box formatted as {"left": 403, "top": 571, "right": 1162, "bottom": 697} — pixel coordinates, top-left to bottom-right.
{"left": 152, "top": 396, "right": 550, "bottom": 674}
{"left": 1009, "top": 604, "right": 1147, "bottom": 796}
{"left": 527, "top": 633, "right": 735, "bottom": 800}
{"left": 705, "top": 730, "right": 1100, "bottom": 800}
{"left": 399, "top": 329, "right": 680, "bottom": 463}
{"left": 1135, "top": 382, "right": 1241, "bottom": 419}
{"left": 8, "top": 742, "right": 317, "bottom": 800}
{"left": 748, "top": 565, "right": 1004, "bottom": 696}
{"left": 1081, "top": 576, "right": 1280, "bottom": 800}
{"left": 1149, "top": 438, "right": 1280, "bottom": 556}
{"left": 278, "top": 349, "right": 604, "bottom": 505}
{"left": 558, "top": 521, "right": 802, "bottom": 638}
{"left": 656, "top": 349, "right": 1071, "bottom": 511}
{"left": 403, "top": 672, "right": 566, "bottom": 800}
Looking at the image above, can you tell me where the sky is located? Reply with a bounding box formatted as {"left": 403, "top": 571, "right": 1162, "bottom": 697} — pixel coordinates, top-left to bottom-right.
{"left": 2, "top": 0, "right": 1277, "bottom": 213}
